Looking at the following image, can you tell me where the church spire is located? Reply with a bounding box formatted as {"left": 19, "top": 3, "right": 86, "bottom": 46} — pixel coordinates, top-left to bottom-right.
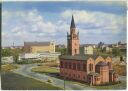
{"left": 70, "top": 15, "right": 76, "bottom": 28}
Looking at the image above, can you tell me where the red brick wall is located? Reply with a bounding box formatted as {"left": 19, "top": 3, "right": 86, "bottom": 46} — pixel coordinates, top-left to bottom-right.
{"left": 67, "top": 28, "right": 79, "bottom": 56}
{"left": 113, "top": 73, "right": 118, "bottom": 82}
{"left": 94, "top": 56, "right": 110, "bottom": 83}
{"left": 94, "top": 76, "right": 101, "bottom": 85}
{"left": 100, "top": 66, "right": 109, "bottom": 83}
{"left": 60, "top": 59, "right": 87, "bottom": 82}
{"left": 71, "top": 39, "right": 79, "bottom": 56}
{"left": 95, "top": 56, "right": 105, "bottom": 65}
{"left": 86, "top": 58, "right": 95, "bottom": 74}
{"left": 109, "top": 72, "right": 113, "bottom": 82}
{"left": 60, "top": 56, "right": 114, "bottom": 84}
{"left": 105, "top": 57, "right": 112, "bottom": 70}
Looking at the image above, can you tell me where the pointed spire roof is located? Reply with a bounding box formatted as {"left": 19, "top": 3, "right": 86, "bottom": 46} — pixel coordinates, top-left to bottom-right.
{"left": 70, "top": 15, "right": 76, "bottom": 28}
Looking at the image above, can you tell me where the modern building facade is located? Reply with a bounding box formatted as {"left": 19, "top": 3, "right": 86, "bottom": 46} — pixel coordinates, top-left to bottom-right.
{"left": 23, "top": 41, "right": 55, "bottom": 53}
{"left": 19, "top": 52, "right": 61, "bottom": 62}
{"left": 80, "top": 45, "right": 94, "bottom": 55}
{"left": 59, "top": 15, "right": 118, "bottom": 85}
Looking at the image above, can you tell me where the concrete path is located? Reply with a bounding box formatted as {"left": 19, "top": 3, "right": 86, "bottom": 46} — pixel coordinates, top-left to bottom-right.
{"left": 13, "top": 64, "right": 95, "bottom": 90}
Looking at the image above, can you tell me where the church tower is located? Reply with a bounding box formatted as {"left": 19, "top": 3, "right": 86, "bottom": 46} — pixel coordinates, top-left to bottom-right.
{"left": 67, "top": 15, "right": 80, "bottom": 56}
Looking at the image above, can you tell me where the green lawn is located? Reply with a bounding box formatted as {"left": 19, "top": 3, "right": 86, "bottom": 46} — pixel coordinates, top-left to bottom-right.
{"left": 66, "top": 80, "right": 126, "bottom": 90}
{"left": 92, "top": 81, "right": 126, "bottom": 90}
{"left": 1, "top": 72, "right": 62, "bottom": 90}
{"left": 1, "top": 64, "right": 19, "bottom": 72}
{"left": 31, "top": 66, "right": 59, "bottom": 74}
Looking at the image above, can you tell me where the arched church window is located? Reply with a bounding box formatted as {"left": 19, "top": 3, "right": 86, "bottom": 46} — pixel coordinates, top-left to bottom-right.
{"left": 65, "top": 62, "right": 67, "bottom": 68}
{"left": 69, "top": 62, "right": 71, "bottom": 69}
{"left": 60, "top": 61, "right": 63, "bottom": 68}
{"left": 77, "top": 63, "right": 80, "bottom": 71}
{"left": 83, "top": 64, "right": 86, "bottom": 71}
{"left": 91, "top": 64, "right": 93, "bottom": 71}
{"left": 107, "top": 62, "right": 111, "bottom": 69}
{"left": 89, "top": 64, "right": 91, "bottom": 71}
{"left": 75, "top": 49, "right": 77, "bottom": 54}
{"left": 89, "top": 63, "right": 93, "bottom": 71}
{"left": 73, "top": 63, "right": 76, "bottom": 70}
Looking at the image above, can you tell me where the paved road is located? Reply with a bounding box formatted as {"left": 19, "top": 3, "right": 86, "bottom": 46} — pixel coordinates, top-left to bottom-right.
{"left": 13, "top": 64, "right": 126, "bottom": 90}
{"left": 13, "top": 64, "right": 95, "bottom": 90}
{"left": 118, "top": 76, "right": 126, "bottom": 82}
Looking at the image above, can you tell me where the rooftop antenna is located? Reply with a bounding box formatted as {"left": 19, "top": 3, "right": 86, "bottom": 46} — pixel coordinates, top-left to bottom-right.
{"left": 13, "top": 42, "right": 14, "bottom": 47}
{"left": 12, "top": 42, "right": 15, "bottom": 48}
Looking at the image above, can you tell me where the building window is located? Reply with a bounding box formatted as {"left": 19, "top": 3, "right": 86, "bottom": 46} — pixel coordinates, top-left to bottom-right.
{"left": 63, "top": 62, "right": 65, "bottom": 68}
{"left": 83, "top": 76, "right": 85, "bottom": 79}
{"left": 75, "top": 49, "right": 77, "bottom": 54}
{"left": 78, "top": 75, "right": 80, "bottom": 78}
{"left": 83, "top": 64, "right": 86, "bottom": 71}
{"left": 65, "top": 73, "right": 67, "bottom": 75}
{"left": 91, "top": 64, "right": 93, "bottom": 71}
{"left": 95, "top": 78, "right": 96, "bottom": 81}
{"left": 74, "top": 74, "right": 75, "bottom": 78}
{"left": 77, "top": 63, "right": 81, "bottom": 71}
{"left": 69, "top": 62, "right": 71, "bottom": 69}
{"left": 85, "top": 49, "right": 87, "bottom": 53}
{"left": 60, "top": 61, "right": 63, "bottom": 68}
{"left": 73, "top": 63, "right": 76, "bottom": 70}
{"left": 89, "top": 64, "right": 91, "bottom": 71}
{"left": 97, "top": 78, "right": 100, "bottom": 81}
{"left": 69, "top": 74, "right": 70, "bottom": 77}
{"left": 89, "top": 63, "right": 93, "bottom": 71}
{"left": 67, "top": 62, "right": 69, "bottom": 68}
{"left": 108, "top": 62, "right": 111, "bottom": 69}
{"left": 65, "top": 62, "right": 67, "bottom": 68}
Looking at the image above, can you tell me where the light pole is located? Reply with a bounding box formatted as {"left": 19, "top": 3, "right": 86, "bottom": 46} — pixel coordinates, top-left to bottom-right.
{"left": 64, "top": 76, "right": 66, "bottom": 90}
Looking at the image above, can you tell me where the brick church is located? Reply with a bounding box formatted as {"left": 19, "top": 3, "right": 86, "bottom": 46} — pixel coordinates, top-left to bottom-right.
{"left": 59, "top": 15, "right": 118, "bottom": 85}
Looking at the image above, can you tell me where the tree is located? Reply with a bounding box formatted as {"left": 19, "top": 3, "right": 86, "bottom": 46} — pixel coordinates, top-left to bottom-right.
{"left": 112, "top": 48, "right": 120, "bottom": 56}
{"left": 12, "top": 48, "right": 23, "bottom": 63}
{"left": 56, "top": 48, "right": 66, "bottom": 55}
{"left": 2, "top": 48, "right": 23, "bottom": 63}
{"left": 113, "top": 63, "right": 126, "bottom": 76}
{"left": 2, "top": 48, "right": 12, "bottom": 57}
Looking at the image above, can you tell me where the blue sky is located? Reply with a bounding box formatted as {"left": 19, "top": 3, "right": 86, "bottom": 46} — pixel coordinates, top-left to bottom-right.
{"left": 2, "top": 1, "right": 127, "bottom": 46}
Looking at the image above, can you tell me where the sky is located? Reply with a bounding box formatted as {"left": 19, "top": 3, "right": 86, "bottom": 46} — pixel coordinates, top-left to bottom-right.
{"left": 2, "top": 1, "right": 127, "bottom": 47}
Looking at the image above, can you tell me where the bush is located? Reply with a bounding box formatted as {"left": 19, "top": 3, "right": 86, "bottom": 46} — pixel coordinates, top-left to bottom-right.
{"left": 1, "top": 64, "right": 18, "bottom": 72}
{"left": 47, "top": 79, "right": 52, "bottom": 83}
{"left": 113, "top": 63, "right": 126, "bottom": 76}
{"left": 2, "top": 48, "right": 12, "bottom": 57}
{"left": 40, "top": 61, "right": 59, "bottom": 67}
{"left": 96, "top": 81, "right": 121, "bottom": 86}
{"left": 17, "top": 59, "right": 42, "bottom": 64}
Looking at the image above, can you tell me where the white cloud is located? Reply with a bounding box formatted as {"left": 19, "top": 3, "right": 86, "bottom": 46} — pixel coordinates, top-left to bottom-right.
{"left": 61, "top": 10, "right": 125, "bottom": 34}
{"left": 2, "top": 9, "right": 69, "bottom": 46}
{"left": 11, "top": 27, "right": 22, "bottom": 33}
{"left": 2, "top": 8, "right": 126, "bottom": 46}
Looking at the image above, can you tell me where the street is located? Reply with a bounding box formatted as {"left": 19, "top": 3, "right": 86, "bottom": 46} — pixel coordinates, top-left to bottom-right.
{"left": 13, "top": 64, "right": 95, "bottom": 90}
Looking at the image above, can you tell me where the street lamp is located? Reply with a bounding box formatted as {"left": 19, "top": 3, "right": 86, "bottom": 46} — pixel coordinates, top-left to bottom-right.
{"left": 64, "top": 76, "right": 66, "bottom": 90}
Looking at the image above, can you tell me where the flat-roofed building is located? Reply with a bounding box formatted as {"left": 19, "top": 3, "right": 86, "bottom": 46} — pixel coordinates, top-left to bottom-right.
{"left": 23, "top": 41, "right": 55, "bottom": 53}
{"left": 2, "top": 56, "right": 13, "bottom": 64}
{"left": 80, "top": 45, "right": 93, "bottom": 55}
{"left": 19, "top": 52, "right": 61, "bottom": 63}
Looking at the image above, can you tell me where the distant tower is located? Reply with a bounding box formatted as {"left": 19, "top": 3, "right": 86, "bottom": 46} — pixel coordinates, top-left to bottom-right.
{"left": 67, "top": 15, "right": 79, "bottom": 56}
{"left": 13, "top": 42, "right": 14, "bottom": 48}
